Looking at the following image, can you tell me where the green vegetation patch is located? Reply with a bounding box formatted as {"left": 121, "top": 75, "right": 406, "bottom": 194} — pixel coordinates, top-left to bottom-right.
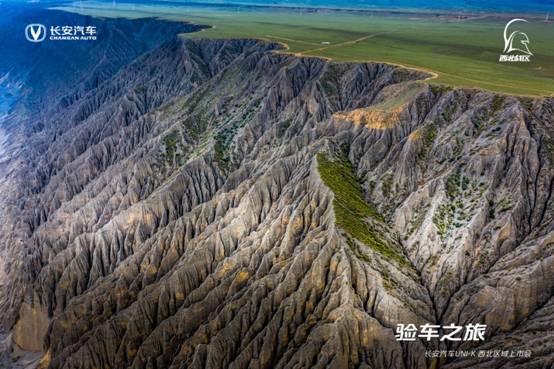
{"left": 371, "top": 81, "right": 426, "bottom": 112}
{"left": 56, "top": 3, "right": 554, "bottom": 96}
{"left": 408, "top": 203, "right": 430, "bottom": 235}
{"left": 433, "top": 166, "right": 483, "bottom": 240}
{"left": 213, "top": 98, "right": 263, "bottom": 170}
{"left": 416, "top": 123, "right": 437, "bottom": 162}
{"left": 445, "top": 166, "right": 469, "bottom": 199}
{"left": 489, "top": 197, "right": 514, "bottom": 219}
{"left": 161, "top": 130, "right": 185, "bottom": 165}
{"left": 317, "top": 152, "right": 411, "bottom": 268}
{"left": 319, "top": 64, "right": 344, "bottom": 99}
{"left": 381, "top": 172, "right": 393, "bottom": 198}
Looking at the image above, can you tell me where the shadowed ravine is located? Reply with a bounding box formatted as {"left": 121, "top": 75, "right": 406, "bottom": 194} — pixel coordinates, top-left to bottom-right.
{"left": 0, "top": 26, "right": 553, "bottom": 369}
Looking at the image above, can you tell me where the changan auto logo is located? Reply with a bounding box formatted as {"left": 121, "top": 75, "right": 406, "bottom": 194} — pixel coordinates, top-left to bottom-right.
{"left": 24, "top": 23, "right": 97, "bottom": 43}
{"left": 25, "top": 23, "right": 46, "bottom": 42}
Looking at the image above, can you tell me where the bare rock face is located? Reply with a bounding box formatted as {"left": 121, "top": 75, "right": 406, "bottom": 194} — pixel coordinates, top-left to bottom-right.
{"left": 12, "top": 303, "right": 49, "bottom": 352}
{"left": 0, "top": 36, "right": 552, "bottom": 369}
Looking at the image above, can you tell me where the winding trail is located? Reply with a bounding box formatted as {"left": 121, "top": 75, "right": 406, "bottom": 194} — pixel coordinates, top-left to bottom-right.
{"left": 263, "top": 32, "right": 552, "bottom": 96}
{"left": 262, "top": 32, "right": 439, "bottom": 82}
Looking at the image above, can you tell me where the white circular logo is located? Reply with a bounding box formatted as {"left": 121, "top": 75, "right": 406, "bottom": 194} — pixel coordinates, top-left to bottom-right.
{"left": 25, "top": 23, "right": 46, "bottom": 43}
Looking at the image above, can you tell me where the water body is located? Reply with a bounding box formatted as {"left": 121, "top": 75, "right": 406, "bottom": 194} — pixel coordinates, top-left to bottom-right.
{"left": 137, "top": 0, "right": 553, "bottom": 14}
{"left": 4, "top": 0, "right": 552, "bottom": 13}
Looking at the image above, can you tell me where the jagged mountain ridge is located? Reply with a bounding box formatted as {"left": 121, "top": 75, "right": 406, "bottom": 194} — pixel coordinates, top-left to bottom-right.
{"left": 0, "top": 10, "right": 204, "bottom": 341}
{"left": 0, "top": 37, "right": 552, "bottom": 369}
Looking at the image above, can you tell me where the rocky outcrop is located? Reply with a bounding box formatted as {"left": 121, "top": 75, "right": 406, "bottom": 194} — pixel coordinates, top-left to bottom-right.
{"left": 0, "top": 7, "right": 207, "bottom": 330}
{"left": 0, "top": 34, "right": 552, "bottom": 369}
